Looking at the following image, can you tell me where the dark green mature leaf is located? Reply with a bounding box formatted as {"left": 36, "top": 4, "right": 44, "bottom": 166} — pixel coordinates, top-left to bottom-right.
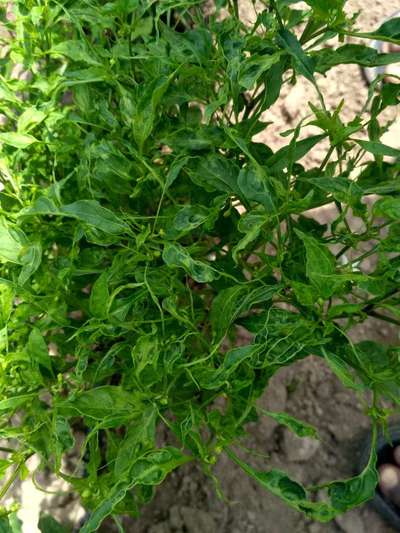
{"left": 89, "top": 271, "right": 109, "bottom": 318}
{"left": 232, "top": 213, "right": 267, "bottom": 263}
{"left": 20, "top": 199, "right": 129, "bottom": 235}
{"left": 238, "top": 165, "right": 276, "bottom": 212}
{"left": 356, "top": 140, "right": 400, "bottom": 158}
{"left": 374, "top": 197, "right": 400, "bottom": 219}
{"left": 162, "top": 243, "right": 216, "bottom": 283}
{"left": 267, "top": 134, "right": 326, "bottom": 172}
{"left": 59, "top": 386, "right": 141, "bottom": 421}
{"left": 359, "top": 17, "right": 400, "bottom": 41}
{"left": 189, "top": 154, "right": 241, "bottom": 196}
{"left": 38, "top": 514, "right": 68, "bottom": 533}
{"left": 0, "top": 513, "right": 22, "bottom": 533}
{"left": 51, "top": 40, "right": 102, "bottom": 66}
{"left": 61, "top": 201, "right": 129, "bottom": 234}
{"left": 28, "top": 328, "right": 52, "bottom": 373}
{"left": 210, "top": 284, "right": 280, "bottom": 340}
{"left": 278, "top": 29, "right": 315, "bottom": 82}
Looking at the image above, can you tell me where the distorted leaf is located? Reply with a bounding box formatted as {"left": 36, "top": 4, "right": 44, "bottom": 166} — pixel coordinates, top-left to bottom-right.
{"left": 262, "top": 411, "right": 319, "bottom": 439}
{"left": 162, "top": 243, "right": 216, "bottom": 283}
{"left": 239, "top": 52, "right": 282, "bottom": 89}
{"left": 238, "top": 165, "right": 276, "bottom": 212}
{"left": 295, "top": 230, "right": 337, "bottom": 298}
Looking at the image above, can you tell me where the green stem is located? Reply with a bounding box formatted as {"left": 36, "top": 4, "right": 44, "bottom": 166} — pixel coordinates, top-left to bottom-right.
{"left": 0, "top": 447, "right": 14, "bottom": 454}
{"left": 319, "top": 145, "right": 335, "bottom": 171}
{"left": 368, "top": 311, "right": 400, "bottom": 327}
{"left": 0, "top": 461, "right": 24, "bottom": 501}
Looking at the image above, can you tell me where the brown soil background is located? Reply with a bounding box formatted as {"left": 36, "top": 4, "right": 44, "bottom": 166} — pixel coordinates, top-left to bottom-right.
{"left": 7, "top": 1, "right": 400, "bottom": 532}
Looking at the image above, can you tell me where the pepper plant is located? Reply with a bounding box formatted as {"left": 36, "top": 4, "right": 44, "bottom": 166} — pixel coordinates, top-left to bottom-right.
{"left": 0, "top": 0, "right": 400, "bottom": 530}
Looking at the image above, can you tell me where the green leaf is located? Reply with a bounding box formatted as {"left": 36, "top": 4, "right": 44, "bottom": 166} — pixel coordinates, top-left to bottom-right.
{"left": 327, "top": 446, "right": 378, "bottom": 512}
{"left": 0, "top": 132, "right": 38, "bottom": 149}
{"left": 360, "top": 17, "right": 400, "bottom": 41}
{"left": 374, "top": 17, "right": 400, "bottom": 39}
{"left": 0, "top": 394, "right": 36, "bottom": 412}
{"left": 59, "top": 386, "right": 141, "bottom": 422}
{"left": 294, "top": 230, "right": 337, "bottom": 299}
{"left": 356, "top": 140, "right": 400, "bottom": 158}
{"left": 198, "top": 344, "right": 259, "bottom": 389}
{"left": 89, "top": 271, "right": 109, "bottom": 318}
{"left": 291, "top": 281, "right": 317, "bottom": 307}
{"left": 54, "top": 416, "right": 75, "bottom": 452}
{"left": 262, "top": 411, "right": 319, "bottom": 439}
{"left": 38, "top": 514, "right": 68, "bottom": 533}
{"left": 51, "top": 40, "right": 102, "bottom": 66}
{"left": 162, "top": 243, "right": 216, "bottom": 283}
{"left": 304, "top": 0, "right": 345, "bottom": 22}
{"left": 18, "top": 242, "right": 42, "bottom": 285}
{"left": 129, "top": 447, "right": 191, "bottom": 485}
{"left": 172, "top": 205, "right": 214, "bottom": 234}
{"left": 0, "top": 218, "right": 25, "bottom": 264}
{"left": 327, "top": 303, "right": 364, "bottom": 319}
{"left": 18, "top": 197, "right": 59, "bottom": 217}
{"left": 374, "top": 197, "right": 400, "bottom": 219}
{"left": 133, "top": 74, "right": 176, "bottom": 151}
{"left": 80, "top": 485, "right": 128, "bottom": 533}
{"left": 60, "top": 200, "right": 129, "bottom": 235}
{"left": 239, "top": 52, "right": 282, "bottom": 89}
{"left": 0, "top": 513, "right": 22, "bottom": 533}
{"left": 232, "top": 213, "right": 266, "bottom": 263}
{"left": 278, "top": 29, "right": 315, "bottom": 82}
{"left": 17, "top": 108, "right": 46, "bottom": 133}
{"left": 20, "top": 199, "right": 129, "bottom": 235}
{"left": 165, "top": 157, "right": 189, "bottom": 190}
{"left": 322, "top": 349, "right": 362, "bottom": 391}
{"left": 238, "top": 165, "right": 276, "bottom": 212}
{"left": 226, "top": 449, "right": 336, "bottom": 521}
{"left": 210, "top": 284, "right": 280, "bottom": 340}
{"left": 314, "top": 44, "right": 400, "bottom": 74}
{"left": 189, "top": 154, "right": 241, "bottom": 196}
{"left": 27, "top": 328, "right": 52, "bottom": 373}
{"left": 114, "top": 406, "right": 157, "bottom": 478}
{"left": 267, "top": 135, "right": 326, "bottom": 173}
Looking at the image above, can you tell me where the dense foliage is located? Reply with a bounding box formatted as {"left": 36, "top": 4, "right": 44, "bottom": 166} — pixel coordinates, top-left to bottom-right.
{"left": 0, "top": 0, "right": 399, "bottom": 530}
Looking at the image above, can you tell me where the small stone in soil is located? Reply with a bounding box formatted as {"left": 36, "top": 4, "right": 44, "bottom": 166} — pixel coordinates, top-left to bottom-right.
{"left": 169, "top": 505, "right": 183, "bottom": 529}
{"left": 283, "top": 430, "right": 320, "bottom": 462}
{"left": 148, "top": 522, "right": 170, "bottom": 533}
{"left": 180, "top": 506, "right": 217, "bottom": 533}
{"left": 335, "top": 510, "right": 365, "bottom": 533}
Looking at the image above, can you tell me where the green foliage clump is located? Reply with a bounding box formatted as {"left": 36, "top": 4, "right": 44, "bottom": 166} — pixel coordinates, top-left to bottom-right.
{"left": 0, "top": 0, "right": 399, "bottom": 530}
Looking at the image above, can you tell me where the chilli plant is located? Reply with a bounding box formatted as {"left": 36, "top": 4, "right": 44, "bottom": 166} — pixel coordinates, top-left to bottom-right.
{"left": 0, "top": 0, "right": 399, "bottom": 530}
